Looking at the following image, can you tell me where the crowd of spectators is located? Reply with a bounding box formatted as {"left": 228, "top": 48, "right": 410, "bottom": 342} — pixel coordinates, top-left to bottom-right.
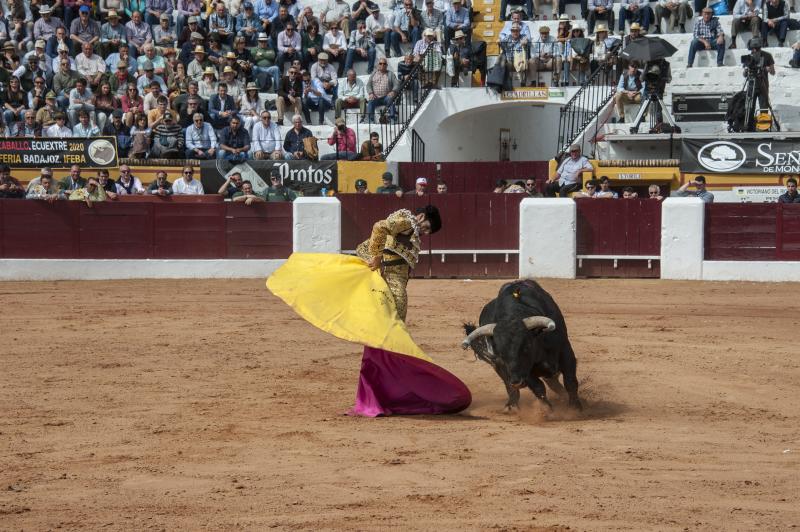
{"left": 0, "top": 0, "right": 495, "bottom": 157}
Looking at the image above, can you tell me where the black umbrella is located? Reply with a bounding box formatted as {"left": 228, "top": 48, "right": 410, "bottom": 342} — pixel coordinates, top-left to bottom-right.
{"left": 619, "top": 36, "right": 678, "bottom": 62}
{"left": 569, "top": 37, "right": 593, "bottom": 57}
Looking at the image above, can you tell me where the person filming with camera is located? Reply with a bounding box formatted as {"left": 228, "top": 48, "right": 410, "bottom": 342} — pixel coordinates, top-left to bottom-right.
{"left": 742, "top": 37, "right": 774, "bottom": 111}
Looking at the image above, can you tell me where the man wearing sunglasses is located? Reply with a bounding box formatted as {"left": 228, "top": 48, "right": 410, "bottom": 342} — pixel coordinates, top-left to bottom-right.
{"left": 250, "top": 111, "right": 284, "bottom": 160}
{"left": 276, "top": 67, "right": 303, "bottom": 125}
{"left": 172, "top": 167, "right": 205, "bottom": 195}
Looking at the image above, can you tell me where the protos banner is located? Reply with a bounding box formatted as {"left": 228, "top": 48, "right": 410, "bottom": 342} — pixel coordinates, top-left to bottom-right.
{"left": 200, "top": 160, "right": 338, "bottom": 195}
{"left": 681, "top": 138, "right": 800, "bottom": 175}
{"left": 0, "top": 137, "right": 119, "bottom": 168}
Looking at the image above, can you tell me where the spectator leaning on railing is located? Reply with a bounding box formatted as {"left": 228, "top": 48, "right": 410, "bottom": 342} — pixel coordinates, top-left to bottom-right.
{"left": 546, "top": 144, "right": 594, "bottom": 197}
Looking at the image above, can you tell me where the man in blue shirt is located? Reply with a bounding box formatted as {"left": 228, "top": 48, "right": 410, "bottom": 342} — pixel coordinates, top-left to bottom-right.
{"left": 218, "top": 116, "right": 252, "bottom": 161}
{"left": 613, "top": 62, "right": 645, "bottom": 122}
{"left": 444, "top": 0, "right": 470, "bottom": 48}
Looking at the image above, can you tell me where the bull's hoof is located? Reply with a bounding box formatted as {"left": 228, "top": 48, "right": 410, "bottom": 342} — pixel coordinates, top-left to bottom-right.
{"left": 538, "top": 397, "right": 554, "bottom": 411}
{"left": 569, "top": 398, "right": 583, "bottom": 412}
{"left": 503, "top": 404, "right": 519, "bottom": 414}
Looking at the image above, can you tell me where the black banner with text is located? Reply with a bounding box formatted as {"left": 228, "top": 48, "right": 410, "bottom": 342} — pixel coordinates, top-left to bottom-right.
{"left": 681, "top": 138, "right": 800, "bottom": 174}
{"left": 200, "top": 160, "right": 337, "bottom": 196}
{"left": 0, "top": 137, "right": 118, "bottom": 168}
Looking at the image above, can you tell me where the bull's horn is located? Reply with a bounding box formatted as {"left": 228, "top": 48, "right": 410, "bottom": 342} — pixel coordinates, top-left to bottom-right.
{"left": 461, "top": 324, "right": 496, "bottom": 349}
{"left": 522, "top": 316, "right": 556, "bottom": 332}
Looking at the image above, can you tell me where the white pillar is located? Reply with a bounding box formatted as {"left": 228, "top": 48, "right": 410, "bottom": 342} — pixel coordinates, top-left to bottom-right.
{"left": 660, "top": 197, "right": 704, "bottom": 280}
{"left": 292, "top": 197, "right": 341, "bottom": 253}
{"left": 519, "top": 198, "right": 576, "bottom": 279}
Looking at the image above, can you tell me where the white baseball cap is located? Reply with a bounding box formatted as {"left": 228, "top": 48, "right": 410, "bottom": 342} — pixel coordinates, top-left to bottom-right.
{"left": 416, "top": 177, "right": 428, "bottom": 185}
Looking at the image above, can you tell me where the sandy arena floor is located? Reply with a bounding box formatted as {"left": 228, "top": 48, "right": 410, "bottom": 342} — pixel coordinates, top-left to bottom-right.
{"left": 1, "top": 278, "right": 799, "bottom": 530}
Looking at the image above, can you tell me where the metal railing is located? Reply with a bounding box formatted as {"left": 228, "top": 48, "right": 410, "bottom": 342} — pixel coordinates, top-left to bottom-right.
{"left": 556, "top": 57, "right": 618, "bottom": 159}
{"left": 343, "top": 43, "right": 475, "bottom": 159}
{"left": 411, "top": 129, "right": 425, "bottom": 162}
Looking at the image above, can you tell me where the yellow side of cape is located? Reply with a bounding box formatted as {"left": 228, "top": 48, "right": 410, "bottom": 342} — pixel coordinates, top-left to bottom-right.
{"left": 266, "top": 253, "right": 430, "bottom": 362}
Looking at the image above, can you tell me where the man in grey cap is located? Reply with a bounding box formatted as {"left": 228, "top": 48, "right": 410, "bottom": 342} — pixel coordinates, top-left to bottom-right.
{"left": 546, "top": 144, "right": 595, "bottom": 197}
{"left": 177, "top": 5, "right": 203, "bottom": 42}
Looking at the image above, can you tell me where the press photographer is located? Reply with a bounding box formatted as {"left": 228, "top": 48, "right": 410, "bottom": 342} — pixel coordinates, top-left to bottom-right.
{"left": 641, "top": 57, "right": 672, "bottom": 125}
{"left": 741, "top": 37, "right": 774, "bottom": 110}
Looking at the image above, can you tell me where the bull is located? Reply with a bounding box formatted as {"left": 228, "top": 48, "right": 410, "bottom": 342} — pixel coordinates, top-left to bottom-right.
{"left": 461, "top": 279, "right": 582, "bottom": 411}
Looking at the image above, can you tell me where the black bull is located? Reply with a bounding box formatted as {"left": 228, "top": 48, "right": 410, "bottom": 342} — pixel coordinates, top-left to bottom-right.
{"left": 462, "top": 280, "right": 582, "bottom": 411}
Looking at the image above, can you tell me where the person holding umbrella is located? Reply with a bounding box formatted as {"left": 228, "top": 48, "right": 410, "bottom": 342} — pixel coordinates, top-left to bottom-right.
{"left": 687, "top": 7, "right": 726, "bottom": 68}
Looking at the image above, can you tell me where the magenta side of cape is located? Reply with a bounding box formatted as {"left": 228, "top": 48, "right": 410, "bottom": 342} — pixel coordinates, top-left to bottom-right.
{"left": 349, "top": 347, "right": 472, "bottom": 417}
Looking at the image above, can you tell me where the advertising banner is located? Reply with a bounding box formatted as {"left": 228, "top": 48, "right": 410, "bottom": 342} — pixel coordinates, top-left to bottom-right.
{"left": 681, "top": 138, "right": 800, "bottom": 175}
{"left": 200, "top": 160, "right": 338, "bottom": 195}
{"left": 0, "top": 137, "right": 118, "bottom": 168}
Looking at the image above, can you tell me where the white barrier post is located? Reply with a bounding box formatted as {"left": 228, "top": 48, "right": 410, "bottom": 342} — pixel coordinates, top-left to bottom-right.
{"left": 660, "top": 197, "right": 704, "bottom": 280}
{"left": 293, "top": 197, "right": 341, "bottom": 253}
{"left": 519, "top": 198, "right": 576, "bottom": 279}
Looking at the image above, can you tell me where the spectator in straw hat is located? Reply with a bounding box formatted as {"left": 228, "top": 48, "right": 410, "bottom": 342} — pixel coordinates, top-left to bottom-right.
{"left": 187, "top": 44, "right": 212, "bottom": 82}
{"left": 99, "top": 10, "right": 126, "bottom": 57}
{"left": 198, "top": 66, "right": 219, "bottom": 99}
{"left": 448, "top": 29, "right": 472, "bottom": 86}
{"left": 587, "top": 0, "right": 615, "bottom": 35}
{"left": 590, "top": 24, "right": 617, "bottom": 72}
{"left": 618, "top": 0, "right": 653, "bottom": 36}
{"left": 444, "top": 0, "right": 470, "bottom": 48}
{"left": 251, "top": 32, "right": 280, "bottom": 90}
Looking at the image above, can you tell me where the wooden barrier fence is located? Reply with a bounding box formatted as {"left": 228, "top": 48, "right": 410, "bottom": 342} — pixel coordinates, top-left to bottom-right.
{"left": 0, "top": 197, "right": 292, "bottom": 259}
{"left": 705, "top": 203, "right": 800, "bottom": 261}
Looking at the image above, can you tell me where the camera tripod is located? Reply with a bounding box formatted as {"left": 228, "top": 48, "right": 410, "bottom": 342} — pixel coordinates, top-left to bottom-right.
{"left": 741, "top": 71, "right": 780, "bottom": 132}
{"left": 629, "top": 91, "right": 677, "bottom": 134}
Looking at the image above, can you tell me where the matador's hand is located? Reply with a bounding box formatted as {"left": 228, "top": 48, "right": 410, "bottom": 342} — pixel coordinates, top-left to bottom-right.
{"left": 368, "top": 256, "right": 381, "bottom": 271}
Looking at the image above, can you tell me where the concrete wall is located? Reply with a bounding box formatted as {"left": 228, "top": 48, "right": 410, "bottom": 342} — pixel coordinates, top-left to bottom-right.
{"left": 391, "top": 89, "right": 569, "bottom": 163}
{"left": 519, "top": 198, "right": 576, "bottom": 279}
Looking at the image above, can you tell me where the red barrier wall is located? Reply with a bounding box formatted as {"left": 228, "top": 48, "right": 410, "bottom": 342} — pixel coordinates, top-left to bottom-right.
{"left": 0, "top": 198, "right": 292, "bottom": 260}
{"left": 340, "top": 193, "right": 521, "bottom": 278}
{"left": 575, "top": 198, "right": 662, "bottom": 278}
{"left": 705, "top": 203, "right": 800, "bottom": 261}
{"left": 398, "top": 162, "right": 549, "bottom": 193}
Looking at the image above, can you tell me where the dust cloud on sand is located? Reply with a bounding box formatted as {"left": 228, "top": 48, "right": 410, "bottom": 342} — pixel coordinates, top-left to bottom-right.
{"left": 1, "top": 279, "right": 799, "bottom": 530}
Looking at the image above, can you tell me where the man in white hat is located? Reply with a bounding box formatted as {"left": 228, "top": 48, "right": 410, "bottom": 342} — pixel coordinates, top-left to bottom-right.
{"left": 21, "top": 39, "right": 51, "bottom": 77}
{"left": 413, "top": 27, "right": 443, "bottom": 87}
{"left": 499, "top": 10, "right": 531, "bottom": 41}
{"left": 499, "top": 22, "right": 531, "bottom": 84}
{"left": 311, "top": 51, "right": 339, "bottom": 86}
{"left": 251, "top": 32, "right": 281, "bottom": 91}
{"left": 405, "top": 176, "right": 428, "bottom": 196}
{"left": 587, "top": 0, "right": 615, "bottom": 35}
{"left": 444, "top": 0, "right": 470, "bottom": 48}
{"left": 33, "top": 5, "right": 64, "bottom": 43}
